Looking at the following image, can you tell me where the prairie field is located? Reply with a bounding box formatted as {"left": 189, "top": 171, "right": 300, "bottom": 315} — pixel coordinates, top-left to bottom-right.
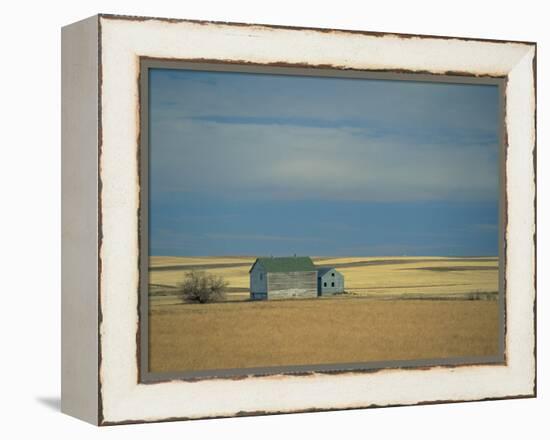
{"left": 148, "top": 256, "right": 500, "bottom": 373}
{"left": 149, "top": 255, "right": 499, "bottom": 302}
{"left": 149, "top": 298, "right": 500, "bottom": 372}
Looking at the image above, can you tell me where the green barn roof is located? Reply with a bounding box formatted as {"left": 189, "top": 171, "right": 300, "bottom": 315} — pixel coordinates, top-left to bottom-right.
{"left": 251, "top": 256, "right": 316, "bottom": 273}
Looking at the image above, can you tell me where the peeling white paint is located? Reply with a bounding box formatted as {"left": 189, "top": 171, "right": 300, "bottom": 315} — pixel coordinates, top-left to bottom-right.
{"left": 98, "top": 16, "right": 536, "bottom": 424}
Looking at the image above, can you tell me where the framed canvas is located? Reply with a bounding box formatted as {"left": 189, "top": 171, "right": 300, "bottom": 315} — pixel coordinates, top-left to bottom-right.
{"left": 61, "top": 14, "right": 537, "bottom": 425}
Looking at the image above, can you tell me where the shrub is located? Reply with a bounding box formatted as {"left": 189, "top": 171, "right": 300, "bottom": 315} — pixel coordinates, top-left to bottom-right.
{"left": 178, "top": 270, "right": 228, "bottom": 304}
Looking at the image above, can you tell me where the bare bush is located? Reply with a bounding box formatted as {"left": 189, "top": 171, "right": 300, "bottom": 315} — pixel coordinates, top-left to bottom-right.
{"left": 178, "top": 270, "right": 228, "bottom": 304}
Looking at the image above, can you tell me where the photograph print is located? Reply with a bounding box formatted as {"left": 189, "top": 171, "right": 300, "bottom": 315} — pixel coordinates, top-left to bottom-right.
{"left": 141, "top": 62, "right": 504, "bottom": 378}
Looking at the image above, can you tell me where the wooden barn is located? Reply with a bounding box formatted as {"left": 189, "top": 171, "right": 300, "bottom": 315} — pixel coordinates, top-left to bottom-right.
{"left": 317, "top": 267, "right": 345, "bottom": 296}
{"left": 249, "top": 256, "right": 318, "bottom": 300}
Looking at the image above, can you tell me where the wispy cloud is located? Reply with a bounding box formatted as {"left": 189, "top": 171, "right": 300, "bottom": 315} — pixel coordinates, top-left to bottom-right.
{"left": 188, "top": 115, "right": 372, "bottom": 129}
{"left": 148, "top": 68, "right": 500, "bottom": 256}
{"left": 471, "top": 223, "right": 499, "bottom": 231}
{"left": 150, "top": 118, "right": 498, "bottom": 202}
{"left": 205, "top": 233, "right": 329, "bottom": 242}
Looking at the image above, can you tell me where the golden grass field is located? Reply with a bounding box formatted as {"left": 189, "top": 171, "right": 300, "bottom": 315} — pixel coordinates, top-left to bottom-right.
{"left": 149, "top": 299, "right": 500, "bottom": 372}
{"left": 149, "top": 255, "right": 499, "bottom": 301}
{"left": 148, "top": 256, "right": 500, "bottom": 373}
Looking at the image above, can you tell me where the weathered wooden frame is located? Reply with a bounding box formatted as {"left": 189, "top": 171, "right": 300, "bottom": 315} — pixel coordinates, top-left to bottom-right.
{"left": 61, "top": 14, "right": 536, "bottom": 425}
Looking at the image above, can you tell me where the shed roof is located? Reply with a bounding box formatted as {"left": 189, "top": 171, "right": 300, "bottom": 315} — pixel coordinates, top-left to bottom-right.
{"left": 251, "top": 256, "right": 316, "bottom": 273}
{"left": 317, "top": 267, "right": 336, "bottom": 277}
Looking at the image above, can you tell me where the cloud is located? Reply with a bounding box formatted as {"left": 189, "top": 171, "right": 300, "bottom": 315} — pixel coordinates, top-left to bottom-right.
{"left": 149, "top": 68, "right": 500, "bottom": 204}
{"left": 150, "top": 68, "right": 500, "bottom": 139}
{"left": 470, "top": 223, "right": 499, "bottom": 231}
{"left": 147, "top": 68, "right": 500, "bottom": 256}
{"left": 150, "top": 118, "right": 498, "bottom": 202}
{"left": 205, "top": 233, "right": 329, "bottom": 242}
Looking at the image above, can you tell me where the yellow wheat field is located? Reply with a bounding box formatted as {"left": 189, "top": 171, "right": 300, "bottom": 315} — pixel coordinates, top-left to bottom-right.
{"left": 149, "top": 255, "right": 499, "bottom": 302}
{"left": 149, "top": 298, "right": 500, "bottom": 373}
{"left": 147, "top": 256, "right": 500, "bottom": 373}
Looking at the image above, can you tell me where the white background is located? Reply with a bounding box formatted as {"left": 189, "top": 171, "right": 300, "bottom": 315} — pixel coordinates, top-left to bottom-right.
{"left": 0, "top": 0, "right": 546, "bottom": 438}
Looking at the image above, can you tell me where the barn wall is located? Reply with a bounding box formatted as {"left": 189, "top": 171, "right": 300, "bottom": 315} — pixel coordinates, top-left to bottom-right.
{"left": 249, "top": 264, "right": 268, "bottom": 299}
{"left": 318, "top": 271, "right": 345, "bottom": 295}
{"left": 267, "top": 271, "right": 317, "bottom": 299}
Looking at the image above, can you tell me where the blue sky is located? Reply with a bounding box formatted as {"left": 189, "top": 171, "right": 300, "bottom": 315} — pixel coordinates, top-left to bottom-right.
{"left": 148, "top": 68, "right": 500, "bottom": 256}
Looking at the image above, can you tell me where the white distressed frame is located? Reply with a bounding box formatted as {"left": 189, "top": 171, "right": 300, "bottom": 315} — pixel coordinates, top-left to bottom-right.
{"left": 65, "top": 14, "right": 536, "bottom": 425}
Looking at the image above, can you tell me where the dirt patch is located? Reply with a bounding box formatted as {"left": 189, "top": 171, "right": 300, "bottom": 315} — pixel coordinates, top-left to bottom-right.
{"left": 150, "top": 262, "right": 251, "bottom": 272}
{"left": 406, "top": 266, "right": 497, "bottom": 272}
{"left": 329, "top": 258, "right": 497, "bottom": 269}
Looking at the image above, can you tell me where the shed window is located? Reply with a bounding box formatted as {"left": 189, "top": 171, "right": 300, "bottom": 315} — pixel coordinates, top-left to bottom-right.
{"left": 331, "top": 273, "right": 335, "bottom": 277}
{"left": 331, "top": 282, "right": 335, "bottom": 287}
{"left": 323, "top": 282, "right": 327, "bottom": 287}
{"left": 259, "top": 273, "right": 263, "bottom": 280}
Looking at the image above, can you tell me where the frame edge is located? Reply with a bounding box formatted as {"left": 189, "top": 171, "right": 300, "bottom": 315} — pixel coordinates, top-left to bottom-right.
{"left": 97, "top": 12, "right": 537, "bottom": 46}
{"left": 96, "top": 15, "right": 537, "bottom": 424}
{"left": 61, "top": 14, "right": 101, "bottom": 425}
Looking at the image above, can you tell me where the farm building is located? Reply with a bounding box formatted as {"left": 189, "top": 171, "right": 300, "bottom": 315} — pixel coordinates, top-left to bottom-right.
{"left": 317, "top": 267, "right": 345, "bottom": 296}
{"left": 249, "top": 256, "right": 318, "bottom": 300}
{"left": 249, "top": 257, "right": 346, "bottom": 300}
